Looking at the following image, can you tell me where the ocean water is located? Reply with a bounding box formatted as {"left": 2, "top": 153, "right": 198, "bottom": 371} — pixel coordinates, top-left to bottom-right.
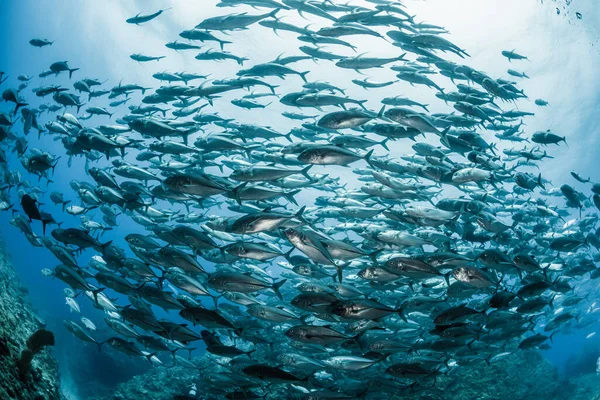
{"left": 1, "top": 1, "right": 600, "bottom": 399}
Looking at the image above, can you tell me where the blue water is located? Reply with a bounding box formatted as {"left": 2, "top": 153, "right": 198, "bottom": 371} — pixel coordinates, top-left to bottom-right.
{"left": 2, "top": 0, "right": 600, "bottom": 398}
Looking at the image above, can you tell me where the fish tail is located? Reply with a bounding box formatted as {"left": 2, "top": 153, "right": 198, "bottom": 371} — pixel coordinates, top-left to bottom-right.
{"left": 397, "top": 307, "right": 408, "bottom": 323}
{"left": 299, "top": 71, "right": 309, "bottom": 83}
{"left": 156, "top": 269, "right": 167, "bottom": 289}
{"left": 351, "top": 329, "right": 368, "bottom": 345}
{"left": 231, "top": 182, "right": 248, "bottom": 205}
{"left": 219, "top": 40, "right": 232, "bottom": 51}
{"left": 300, "top": 165, "right": 312, "bottom": 180}
{"left": 283, "top": 246, "right": 295, "bottom": 261}
{"left": 537, "top": 173, "right": 545, "bottom": 189}
{"left": 285, "top": 190, "right": 300, "bottom": 206}
{"left": 14, "top": 101, "right": 28, "bottom": 115}
{"left": 51, "top": 156, "right": 61, "bottom": 174}
{"left": 169, "top": 348, "right": 179, "bottom": 359}
{"left": 272, "top": 279, "right": 287, "bottom": 300}
{"left": 443, "top": 272, "right": 451, "bottom": 287}
{"left": 369, "top": 249, "right": 383, "bottom": 263}
{"left": 68, "top": 68, "right": 80, "bottom": 79}
{"left": 379, "top": 138, "right": 390, "bottom": 151}
{"left": 144, "top": 352, "right": 157, "bottom": 363}
{"left": 364, "top": 149, "right": 374, "bottom": 168}
{"left": 294, "top": 205, "right": 307, "bottom": 223}
{"left": 84, "top": 205, "right": 98, "bottom": 214}
{"left": 268, "top": 8, "right": 280, "bottom": 19}
{"left": 334, "top": 263, "right": 346, "bottom": 282}
{"left": 210, "top": 294, "right": 222, "bottom": 309}
{"left": 91, "top": 287, "right": 105, "bottom": 304}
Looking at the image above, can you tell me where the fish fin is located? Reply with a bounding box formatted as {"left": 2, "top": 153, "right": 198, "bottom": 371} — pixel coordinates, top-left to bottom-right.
{"left": 91, "top": 287, "right": 105, "bottom": 304}
{"left": 268, "top": 8, "right": 280, "bottom": 19}
{"left": 364, "top": 149, "right": 374, "bottom": 168}
{"left": 68, "top": 68, "right": 80, "bottom": 79}
{"left": 379, "top": 138, "right": 390, "bottom": 151}
{"left": 271, "top": 279, "right": 287, "bottom": 300}
{"left": 218, "top": 40, "right": 232, "bottom": 50}
{"left": 285, "top": 190, "right": 300, "bottom": 206}
{"left": 300, "top": 165, "right": 312, "bottom": 180}
{"left": 144, "top": 352, "right": 158, "bottom": 363}
{"left": 299, "top": 71, "right": 309, "bottom": 83}
{"left": 231, "top": 182, "right": 248, "bottom": 205}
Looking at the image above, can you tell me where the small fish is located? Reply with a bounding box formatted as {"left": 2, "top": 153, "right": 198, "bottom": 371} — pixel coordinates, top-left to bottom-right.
{"left": 130, "top": 54, "right": 166, "bottom": 62}
{"left": 80, "top": 317, "right": 97, "bottom": 331}
{"left": 66, "top": 297, "right": 81, "bottom": 314}
{"left": 126, "top": 8, "right": 171, "bottom": 25}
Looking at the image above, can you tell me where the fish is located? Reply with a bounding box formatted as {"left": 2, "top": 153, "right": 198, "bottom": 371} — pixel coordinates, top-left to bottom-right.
{"left": 285, "top": 325, "right": 356, "bottom": 346}
{"left": 502, "top": 50, "right": 529, "bottom": 62}
{"left": 179, "top": 29, "right": 231, "bottom": 50}
{"left": 30, "top": 38, "right": 54, "bottom": 47}
{"left": 126, "top": 8, "right": 171, "bottom": 25}
{"left": 130, "top": 54, "right": 166, "bottom": 62}
{"left": 179, "top": 307, "right": 236, "bottom": 329}
{"left": 196, "top": 9, "right": 280, "bottom": 31}
{"left": 64, "top": 320, "right": 101, "bottom": 350}
{"left": 208, "top": 271, "right": 287, "bottom": 300}
{"left": 2, "top": 88, "right": 28, "bottom": 115}
{"left": 49, "top": 61, "right": 80, "bottom": 79}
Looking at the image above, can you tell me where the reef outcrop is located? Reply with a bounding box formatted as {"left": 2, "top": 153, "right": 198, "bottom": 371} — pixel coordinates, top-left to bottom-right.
{"left": 0, "top": 237, "right": 63, "bottom": 399}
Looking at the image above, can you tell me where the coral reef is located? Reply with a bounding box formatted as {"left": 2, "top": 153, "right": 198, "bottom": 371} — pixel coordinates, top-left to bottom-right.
{"left": 0, "top": 236, "right": 63, "bottom": 399}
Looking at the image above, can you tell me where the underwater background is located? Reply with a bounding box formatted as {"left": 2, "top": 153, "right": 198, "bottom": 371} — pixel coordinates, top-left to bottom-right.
{"left": 1, "top": 0, "right": 600, "bottom": 399}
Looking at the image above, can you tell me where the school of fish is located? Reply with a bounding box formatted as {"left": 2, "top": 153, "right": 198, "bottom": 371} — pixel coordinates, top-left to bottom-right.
{"left": 1, "top": 0, "right": 598, "bottom": 399}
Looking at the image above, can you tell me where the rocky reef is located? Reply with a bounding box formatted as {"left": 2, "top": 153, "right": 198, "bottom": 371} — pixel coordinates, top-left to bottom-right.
{"left": 419, "top": 351, "right": 566, "bottom": 400}
{"left": 565, "top": 373, "right": 600, "bottom": 400}
{"left": 0, "top": 236, "right": 63, "bottom": 400}
{"left": 89, "top": 364, "right": 201, "bottom": 400}
{"left": 88, "top": 349, "right": 600, "bottom": 400}
{"left": 89, "top": 350, "right": 582, "bottom": 400}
